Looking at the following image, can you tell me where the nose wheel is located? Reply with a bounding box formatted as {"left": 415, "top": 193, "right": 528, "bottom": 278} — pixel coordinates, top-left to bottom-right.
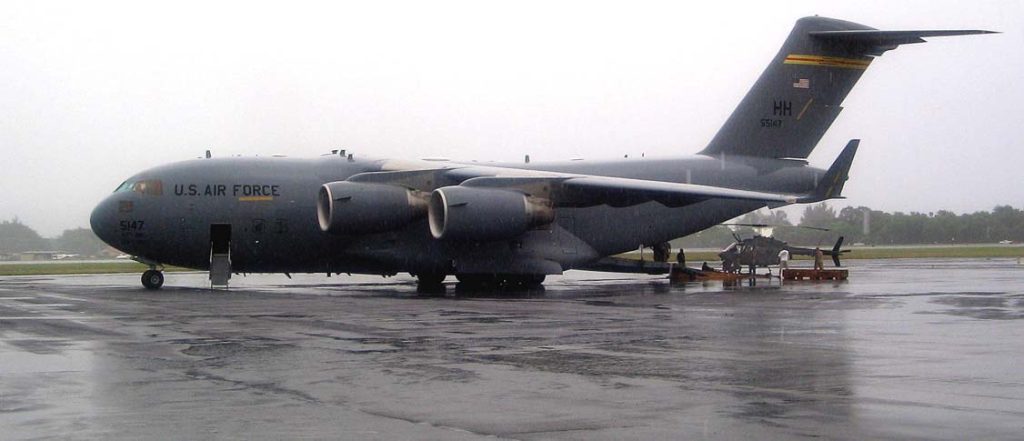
{"left": 141, "top": 269, "right": 165, "bottom": 290}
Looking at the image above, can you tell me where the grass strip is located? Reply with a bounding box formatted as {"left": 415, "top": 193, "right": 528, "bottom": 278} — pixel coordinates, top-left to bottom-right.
{"left": 0, "top": 262, "right": 191, "bottom": 276}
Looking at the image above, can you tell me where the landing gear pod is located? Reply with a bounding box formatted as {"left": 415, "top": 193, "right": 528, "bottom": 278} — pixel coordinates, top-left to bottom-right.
{"left": 428, "top": 186, "right": 554, "bottom": 242}
{"left": 318, "top": 182, "right": 428, "bottom": 235}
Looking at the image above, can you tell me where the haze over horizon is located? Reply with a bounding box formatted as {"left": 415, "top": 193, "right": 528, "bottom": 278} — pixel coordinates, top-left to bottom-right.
{"left": 2, "top": 1, "right": 1021, "bottom": 237}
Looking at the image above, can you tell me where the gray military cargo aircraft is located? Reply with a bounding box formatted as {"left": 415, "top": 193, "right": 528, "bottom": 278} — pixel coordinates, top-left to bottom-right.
{"left": 90, "top": 16, "right": 993, "bottom": 290}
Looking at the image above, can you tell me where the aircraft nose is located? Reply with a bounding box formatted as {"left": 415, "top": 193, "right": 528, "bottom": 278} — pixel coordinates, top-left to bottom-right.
{"left": 90, "top": 196, "right": 120, "bottom": 249}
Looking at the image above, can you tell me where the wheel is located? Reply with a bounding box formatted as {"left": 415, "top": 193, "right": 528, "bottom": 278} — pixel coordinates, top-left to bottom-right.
{"left": 415, "top": 272, "right": 448, "bottom": 292}
{"left": 141, "top": 270, "right": 164, "bottom": 290}
{"left": 417, "top": 272, "right": 446, "bottom": 285}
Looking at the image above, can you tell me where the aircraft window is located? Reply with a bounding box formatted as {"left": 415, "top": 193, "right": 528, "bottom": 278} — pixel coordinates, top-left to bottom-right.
{"left": 114, "top": 181, "right": 132, "bottom": 192}
{"left": 130, "top": 179, "right": 163, "bottom": 195}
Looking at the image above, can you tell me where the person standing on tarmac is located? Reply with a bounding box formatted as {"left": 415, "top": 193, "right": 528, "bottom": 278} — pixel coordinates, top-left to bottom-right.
{"left": 813, "top": 247, "right": 825, "bottom": 271}
{"left": 676, "top": 248, "right": 686, "bottom": 268}
{"left": 778, "top": 248, "right": 790, "bottom": 270}
{"left": 653, "top": 242, "right": 670, "bottom": 263}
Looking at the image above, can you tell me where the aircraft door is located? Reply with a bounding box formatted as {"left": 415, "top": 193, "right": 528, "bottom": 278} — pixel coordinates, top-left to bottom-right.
{"left": 209, "top": 224, "right": 231, "bottom": 288}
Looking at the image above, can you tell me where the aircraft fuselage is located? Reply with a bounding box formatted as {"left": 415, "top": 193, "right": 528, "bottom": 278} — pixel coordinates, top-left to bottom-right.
{"left": 90, "top": 153, "right": 823, "bottom": 276}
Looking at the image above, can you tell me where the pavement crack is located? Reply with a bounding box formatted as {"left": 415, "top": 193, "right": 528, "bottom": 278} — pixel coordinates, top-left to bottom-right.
{"left": 183, "top": 369, "right": 322, "bottom": 404}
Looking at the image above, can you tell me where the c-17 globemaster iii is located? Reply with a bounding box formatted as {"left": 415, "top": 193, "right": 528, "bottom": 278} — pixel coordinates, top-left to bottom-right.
{"left": 90, "top": 16, "right": 994, "bottom": 290}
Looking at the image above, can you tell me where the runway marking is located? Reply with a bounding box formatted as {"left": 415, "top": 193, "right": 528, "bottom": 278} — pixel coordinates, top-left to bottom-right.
{"left": 34, "top": 293, "right": 90, "bottom": 302}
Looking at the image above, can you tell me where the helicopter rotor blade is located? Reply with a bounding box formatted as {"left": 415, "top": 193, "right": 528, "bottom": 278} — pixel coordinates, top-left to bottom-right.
{"left": 801, "top": 225, "right": 832, "bottom": 232}
{"left": 725, "top": 223, "right": 831, "bottom": 232}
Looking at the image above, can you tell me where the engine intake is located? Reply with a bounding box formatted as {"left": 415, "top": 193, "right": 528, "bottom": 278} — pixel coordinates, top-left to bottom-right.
{"left": 428, "top": 186, "right": 554, "bottom": 241}
{"left": 318, "top": 182, "right": 427, "bottom": 234}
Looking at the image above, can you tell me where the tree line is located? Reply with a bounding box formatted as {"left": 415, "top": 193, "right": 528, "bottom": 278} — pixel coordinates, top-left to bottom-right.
{"left": 0, "top": 219, "right": 108, "bottom": 257}
{"left": 678, "top": 204, "right": 1024, "bottom": 249}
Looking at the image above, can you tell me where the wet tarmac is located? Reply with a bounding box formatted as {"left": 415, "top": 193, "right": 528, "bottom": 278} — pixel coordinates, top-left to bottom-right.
{"left": 2, "top": 258, "right": 1023, "bottom": 440}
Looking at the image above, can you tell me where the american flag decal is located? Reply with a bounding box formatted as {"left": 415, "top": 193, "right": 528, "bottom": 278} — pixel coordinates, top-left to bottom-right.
{"left": 793, "top": 78, "right": 810, "bottom": 89}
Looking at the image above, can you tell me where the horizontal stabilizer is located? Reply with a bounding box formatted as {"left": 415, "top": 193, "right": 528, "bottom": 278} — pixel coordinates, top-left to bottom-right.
{"left": 811, "top": 29, "right": 997, "bottom": 54}
{"left": 799, "top": 139, "right": 859, "bottom": 203}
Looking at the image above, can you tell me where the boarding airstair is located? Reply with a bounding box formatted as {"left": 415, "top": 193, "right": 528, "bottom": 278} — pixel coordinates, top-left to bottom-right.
{"left": 209, "top": 224, "right": 232, "bottom": 288}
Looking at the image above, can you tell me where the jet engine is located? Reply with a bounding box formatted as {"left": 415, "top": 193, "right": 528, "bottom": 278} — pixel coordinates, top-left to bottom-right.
{"left": 428, "top": 186, "right": 554, "bottom": 241}
{"left": 318, "top": 182, "right": 428, "bottom": 234}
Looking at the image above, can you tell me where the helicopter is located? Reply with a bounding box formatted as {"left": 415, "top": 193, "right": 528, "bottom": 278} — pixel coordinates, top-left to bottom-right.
{"left": 717, "top": 224, "right": 848, "bottom": 273}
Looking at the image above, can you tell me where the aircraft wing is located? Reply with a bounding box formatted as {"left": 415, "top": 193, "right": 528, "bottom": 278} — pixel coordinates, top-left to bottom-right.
{"left": 462, "top": 174, "right": 797, "bottom": 208}
{"left": 355, "top": 162, "right": 798, "bottom": 209}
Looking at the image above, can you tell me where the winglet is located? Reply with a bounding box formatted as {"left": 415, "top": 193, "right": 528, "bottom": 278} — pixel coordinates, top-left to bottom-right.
{"left": 799, "top": 139, "right": 859, "bottom": 203}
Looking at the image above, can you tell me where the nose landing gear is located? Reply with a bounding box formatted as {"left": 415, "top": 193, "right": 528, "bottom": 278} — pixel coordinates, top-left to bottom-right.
{"left": 132, "top": 256, "right": 166, "bottom": 290}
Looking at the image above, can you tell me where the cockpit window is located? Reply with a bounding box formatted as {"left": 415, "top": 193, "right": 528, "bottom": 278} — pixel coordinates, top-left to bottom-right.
{"left": 133, "top": 180, "right": 163, "bottom": 195}
{"left": 114, "top": 179, "right": 163, "bottom": 195}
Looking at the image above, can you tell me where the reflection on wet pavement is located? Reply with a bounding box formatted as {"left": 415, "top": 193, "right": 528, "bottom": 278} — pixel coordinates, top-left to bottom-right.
{"left": 1, "top": 258, "right": 1023, "bottom": 440}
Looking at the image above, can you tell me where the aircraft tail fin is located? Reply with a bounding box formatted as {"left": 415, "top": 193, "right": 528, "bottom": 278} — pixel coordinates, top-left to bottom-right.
{"left": 700, "top": 17, "right": 994, "bottom": 159}
{"left": 831, "top": 236, "right": 844, "bottom": 267}
{"left": 799, "top": 139, "right": 858, "bottom": 203}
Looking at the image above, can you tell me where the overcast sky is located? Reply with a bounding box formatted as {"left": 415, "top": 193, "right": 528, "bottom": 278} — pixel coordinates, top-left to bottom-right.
{"left": 2, "top": 0, "right": 1021, "bottom": 236}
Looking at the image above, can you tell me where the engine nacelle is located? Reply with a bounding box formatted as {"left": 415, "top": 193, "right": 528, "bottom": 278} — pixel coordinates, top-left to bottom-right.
{"left": 318, "top": 182, "right": 427, "bottom": 235}
{"left": 428, "top": 186, "right": 554, "bottom": 241}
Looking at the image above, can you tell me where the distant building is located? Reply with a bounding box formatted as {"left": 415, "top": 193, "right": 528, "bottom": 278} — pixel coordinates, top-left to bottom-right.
{"left": 19, "top": 251, "right": 54, "bottom": 261}
{"left": 18, "top": 251, "right": 59, "bottom": 261}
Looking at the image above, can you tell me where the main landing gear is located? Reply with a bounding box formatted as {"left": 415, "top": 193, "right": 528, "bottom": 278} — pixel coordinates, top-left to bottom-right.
{"left": 415, "top": 272, "right": 447, "bottom": 294}
{"left": 414, "top": 272, "right": 547, "bottom": 295}
{"left": 141, "top": 269, "right": 165, "bottom": 290}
